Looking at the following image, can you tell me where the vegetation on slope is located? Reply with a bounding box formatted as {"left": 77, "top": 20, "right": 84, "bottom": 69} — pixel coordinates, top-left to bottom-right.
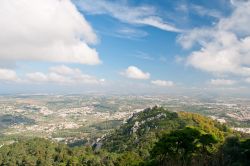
{"left": 101, "top": 107, "right": 229, "bottom": 156}
{"left": 0, "top": 106, "right": 249, "bottom": 166}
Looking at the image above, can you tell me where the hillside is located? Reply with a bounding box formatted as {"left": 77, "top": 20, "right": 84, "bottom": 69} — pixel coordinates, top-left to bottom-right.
{"left": 0, "top": 106, "right": 249, "bottom": 166}
{"left": 101, "top": 106, "right": 228, "bottom": 155}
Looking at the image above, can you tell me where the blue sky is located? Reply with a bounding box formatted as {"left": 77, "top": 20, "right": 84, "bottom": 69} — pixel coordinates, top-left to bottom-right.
{"left": 0, "top": 0, "right": 250, "bottom": 95}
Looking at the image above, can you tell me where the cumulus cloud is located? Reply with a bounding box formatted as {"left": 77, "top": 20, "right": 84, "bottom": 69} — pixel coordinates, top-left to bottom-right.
{"left": 178, "top": 1, "right": 250, "bottom": 76}
{"left": 0, "top": 68, "right": 19, "bottom": 82}
{"left": 26, "top": 72, "right": 48, "bottom": 82}
{"left": 210, "top": 79, "right": 236, "bottom": 86}
{"left": 26, "top": 65, "right": 104, "bottom": 84}
{"left": 49, "top": 65, "right": 81, "bottom": 76}
{"left": 122, "top": 66, "right": 150, "bottom": 80}
{"left": 151, "top": 80, "right": 174, "bottom": 87}
{"left": 0, "top": 65, "right": 104, "bottom": 85}
{"left": 0, "top": 0, "right": 101, "bottom": 65}
{"left": 74, "top": 0, "right": 181, "bottom": 32}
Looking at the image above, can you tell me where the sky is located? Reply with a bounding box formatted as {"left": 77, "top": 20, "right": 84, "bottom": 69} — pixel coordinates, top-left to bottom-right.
{"left": 0, "top": 0, "right": 250, "bottom": 95}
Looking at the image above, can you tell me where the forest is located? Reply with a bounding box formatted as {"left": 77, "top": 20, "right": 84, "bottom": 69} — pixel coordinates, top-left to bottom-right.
{"left": 0, "top": 106, "right": 249, "bottom": 166}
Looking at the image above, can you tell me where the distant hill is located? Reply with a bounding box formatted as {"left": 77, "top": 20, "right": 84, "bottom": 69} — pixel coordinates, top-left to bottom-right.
{"left": 0, "top": 106, "right": 249, "bottom": 166}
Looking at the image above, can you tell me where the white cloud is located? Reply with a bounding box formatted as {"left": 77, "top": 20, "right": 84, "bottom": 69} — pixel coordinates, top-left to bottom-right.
{"left": 0, "top": 65, "right": 104, "bottom": 85}
{"left": 0, "top": 68, "right": 18, "bottom": 81}
{"left": 122, "top": 66, "right": 150, "bottom": 80}
{"left": 47, "top": 72, "right": 72, "bottom": 84}
{"left": 151, "top": 80, "right": 174, "bottom": 87}
{"left": 74, "top": 0, "right": 181, "bottom": 32}
{"left": 134, "top": 51, "right": 154, "bottom": 61}
{"left": 190, "top": 4, "right": 222, "bottom": 18}
{"left": 175, "top": 55, "right": 185, "bottom": 63}
{"left": 116, "top": 27, "right": 148, "bottom": 39}
{"left": 245, "top": 77, "right": 250, "bottom": 83}
{"left": 25, "top": 65, "right": 104, "bottom": 85}
{"left": 175, "top": 3, "right": 221, "bottom": 19}
{"left": 0, "top": 0, "right": 101, "bottom": 65}
{"left": 178, "top": 1, "right": 250, "bottom": 76}
{"left": 210, "top": 79, "right": 236, "bottom": 86}
{"left": 26, "top": 72, "right": 48, "bottom": 82}
{"left": 49, "top": 65, "right": 81, "bottom": 76}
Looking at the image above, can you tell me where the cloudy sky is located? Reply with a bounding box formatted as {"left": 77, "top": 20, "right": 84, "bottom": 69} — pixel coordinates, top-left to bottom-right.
{"left": 0, "top": 0, "right": 250, "bottom": 95}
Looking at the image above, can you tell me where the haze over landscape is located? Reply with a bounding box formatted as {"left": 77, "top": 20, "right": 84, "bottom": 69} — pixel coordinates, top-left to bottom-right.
{"left": 0, "top": 0, "right": 250, "bottom": 166}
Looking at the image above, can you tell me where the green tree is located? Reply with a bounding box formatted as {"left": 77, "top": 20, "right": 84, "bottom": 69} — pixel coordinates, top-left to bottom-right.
{"left": 221, "top": 136, "right": 250, "bottom": 166}
{"left": 115, "top": 151, "right": 143, "bottom": 166}
{"left": 151, "top": 127, "right": 219, "bottom": 166}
